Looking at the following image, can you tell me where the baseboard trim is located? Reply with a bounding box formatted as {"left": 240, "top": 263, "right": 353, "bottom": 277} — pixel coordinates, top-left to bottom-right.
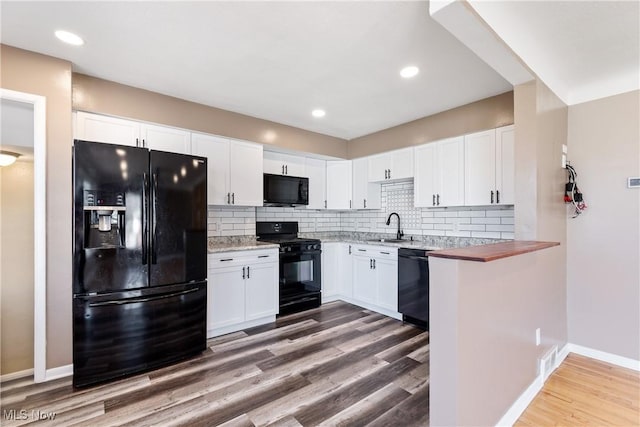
{"left": 567, "top": 343, "right": 640, "bottom": 371}
{"left": 495, "top": 373, "right": 543, "bottom": 427}
{"left": 44, "top": 364, "right": 73, "bottom": 381}
{"left": 1, "top": 368, "right": 34, "bottom": 382}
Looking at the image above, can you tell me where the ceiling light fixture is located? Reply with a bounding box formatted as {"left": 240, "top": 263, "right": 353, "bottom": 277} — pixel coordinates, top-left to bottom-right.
{"left": 400, "top": 65, "right": 419, "bottom": 79}
{"left": 55, "top": 30, "right": 84, "bottom": 46}
{"left": 0, "top": 151, "right": 21, "bottom": 167}
{"left": 312, "top": 109, "right": 326, "bottom": 118}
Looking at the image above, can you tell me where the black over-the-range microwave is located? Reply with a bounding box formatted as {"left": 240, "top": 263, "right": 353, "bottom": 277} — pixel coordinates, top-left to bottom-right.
{"left": 263, "top": 173, "right": 309, "bottom": 206}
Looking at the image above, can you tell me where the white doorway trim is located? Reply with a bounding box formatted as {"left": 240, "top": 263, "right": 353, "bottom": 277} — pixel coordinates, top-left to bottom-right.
{"left": 1, "top": 88, "right": 47, "bottom": 382}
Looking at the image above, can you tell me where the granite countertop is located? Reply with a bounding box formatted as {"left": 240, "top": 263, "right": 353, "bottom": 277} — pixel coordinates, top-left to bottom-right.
{"left": 320, "top": 237, "right": 443, "bottom": 251}
{"left": 208, "top": 237, "right": 278, "bottom": 254}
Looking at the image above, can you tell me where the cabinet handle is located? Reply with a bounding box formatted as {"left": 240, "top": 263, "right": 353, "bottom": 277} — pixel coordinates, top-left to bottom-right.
{"left": 437, "top": 194, "right": 440, "bottom": 206}
{"left": 257, "top": 255, "right": 270, "bottom": 258}
{"left": 380, "top": 251, "right": 390, "bottom": 255}
{"left": 136, "top": 138, "right": 140, "bottom": 147}
{"left": 142, "top": 139, "right": 146, "bottom": 148}
{"left": 496, "top": 190, "right": 500, "bottom": 204}
{"left": 242, "top": 266, "right": 246, "bottom": 279}
{"left": 220, "top": 258, "right": 234, "bottom": 262}
{"left": 348, "top": 245, "right": 351, "bottom": 254}
{"left": 247, "top": 266, "right": 250, "bottom": 279}
{"left": 388, "top": 169, "right": 391, "bottom": 179}
{"left": 364, "top": 199, "right": 367, "bottom": 209}
{"left": 358, "top": 249, "right": 366, "bottom": 252}
{"left": 370, "top": 259, "right": 373, "bottom": 269}
{"left": 232, "top": 192, "right": 235, "bottom": 204}
{"left": 227, "top": 193, "right": 231, "bottom": 204}
{"left": 282, "top": 165, "right": 285, "bottom": 174}
{"left": 324, "top": 200, "right": 327, "bottom": 209}
{"left": 491, "top": 190, "right": 495, "bottom": 204}
{"left": 373, "top": 259, "right": 376, "bottom": 269}
{"left": 349, "top": 200, "right": 352, "bottom": 209}
{"left": 285, "top": 165, "right": 288, "bottom": 175}
{"left": 433, "top": 194, "right": 436, "bottom": 206}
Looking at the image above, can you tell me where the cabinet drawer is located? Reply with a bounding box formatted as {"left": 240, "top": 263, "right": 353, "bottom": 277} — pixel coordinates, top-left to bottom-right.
{"left": 208, "top": 249, "right": 278, "bottom": 269}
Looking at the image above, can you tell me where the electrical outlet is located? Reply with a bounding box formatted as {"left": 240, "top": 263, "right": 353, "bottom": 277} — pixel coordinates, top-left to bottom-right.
{"left": 535, "top": 328, "right": 541, "bottom": 346}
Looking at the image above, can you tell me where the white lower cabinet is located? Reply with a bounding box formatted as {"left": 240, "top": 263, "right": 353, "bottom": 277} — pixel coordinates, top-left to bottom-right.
{"left": 349, "top": 245, "right": 400, "bottom": 319}
{"left": 207, "top": 248, "right": 278, "bottom": 337}
{"left": 321, "top": 242, "right": 339, "bottom": 302}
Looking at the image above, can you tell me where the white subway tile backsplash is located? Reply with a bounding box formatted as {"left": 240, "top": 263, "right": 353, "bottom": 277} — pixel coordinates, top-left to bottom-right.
{"left": 208, "top": 180, "right": 514, "bottom": 239}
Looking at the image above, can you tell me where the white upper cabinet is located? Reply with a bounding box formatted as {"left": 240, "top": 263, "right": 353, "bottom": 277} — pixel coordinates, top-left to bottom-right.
{"left": 75, "top": 111, "right": 141, "bottom": 147}
{"left": 263, "top": 151, "right": 307, "bottom": 177}
{"left": 140, "top": 123, "right": 191, "bottom": 155}
{"left": 326, "top": 160, "right": 352, "bottom": 210}
{"left": 352, "top": 157, "right": 380, "bottom": 210}
{"left": 305, "top": 158, "right": 327, "bottom": 210}
{"left": 464, "top": 125, "right": 514, "bottom": 206}
{"left": 192, "top": 133, "right": 263, "bottom": 206}
{"left": 414, "top": 136, "right": 465, "bottom": 207}
{"left": 368, "top": 147, "right": 414, "bottom": 182}
{"left": 496, "top": 125, "right": 515, "bottom": 205}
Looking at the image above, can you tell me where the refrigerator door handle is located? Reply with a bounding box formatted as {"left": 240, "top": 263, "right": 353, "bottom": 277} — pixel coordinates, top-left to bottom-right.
{"left": 88, "top": 288, "right": 200, "bottom": 307}
{"left": 151, "top": 172, "right": 158, "bottom": 264}
{"left": 142, "top": 173, "right": 149, "bottom": 264}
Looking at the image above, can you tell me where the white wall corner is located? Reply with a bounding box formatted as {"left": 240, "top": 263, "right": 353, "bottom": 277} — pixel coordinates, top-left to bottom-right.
{"left": 429, "top": 0, "right": 533, "bottom": 86}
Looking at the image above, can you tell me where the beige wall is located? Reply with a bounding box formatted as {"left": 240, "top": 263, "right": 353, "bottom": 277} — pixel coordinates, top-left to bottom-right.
{"left": 1, "top": 45, "right": 73, "bottom": 369}
{"left": 430, "top": 79, "right": 569, "bottom": 425}
{"left": 347, "top": 91, "right": 513, "bottom": 158}
{"left": 567, "top": 90, "right": 640, "bottom": 361}
{"left": 72, "top": 73, "right": 348, "bottom": 159}
{"left": 0, "top": 161, "right": 35, "bottom": 374}
{"left": 430, "top": 246, "right": 567, "bottom": 426}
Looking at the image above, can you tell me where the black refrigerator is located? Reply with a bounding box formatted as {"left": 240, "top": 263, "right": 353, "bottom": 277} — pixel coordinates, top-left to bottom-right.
{"left": 72, "top": 140, "right": 207, "bottom": 388}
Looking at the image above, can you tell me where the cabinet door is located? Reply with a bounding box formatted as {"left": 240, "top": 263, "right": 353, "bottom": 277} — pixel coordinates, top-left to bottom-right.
{"left": 368, "top": 153, "right": 389, "bottom": 182}
{"left": 414, "top": 143, "right": 437, "bottom": 207}
{"left": 464, "top": 129, "right": 496, "bottom": 206}
{"left": 326, "top": 160, "right": 352, "bottom": 210}
{"left": 375, "top": 257, "right": 398, "bottom": 312}
{"left": 438, "top": 136, "right": 465, "bottom": 207}
{"left": 191, "top": 133, "right": 230, "bottom": 205}
{"left": 263, "top": 152, "right": 306, "bottom": 177}
{"left": 496, "top": 125, "right": 515, "bottom": 205}
{"left": 306, "top": 158, "right": 327, "bottom": 209}
{"left": 321, "top": 243, "right": 338, "bottom": 301}
{"left": 352, "top": 255, "right": 376, "bottom": 305}
{"left": 245, "top": 262, "right": 279, "bottom": 321}
{"left": 208, "top": 267, "right": 245, "bottom": 332}
{"left": 229, "top": 140, "right": 263, "bottom": 206}
{"left": 338, "top": 244, "right": 353, "bottom": 298}
{"left": 390, "top": 147, "right": 414, "bottom": 180}
{"left": 352, "top": 158, "right": 381, "bottom": 209}
{"left": 141, "top": 124, "right": 191, "bottom": 154}
{"left": 75, "top": 111, "right": 141, "bottom": 147}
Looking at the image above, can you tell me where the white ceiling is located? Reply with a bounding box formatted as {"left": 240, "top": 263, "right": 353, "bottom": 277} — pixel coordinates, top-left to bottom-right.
{"left": 2, "top": 2, "right": 637, "bottom": 140}
{"left": 467, "top": 0, "right": 640, "bottom": 105}
{"left": 0, "top": 1, "right": 513, "bottom": 140}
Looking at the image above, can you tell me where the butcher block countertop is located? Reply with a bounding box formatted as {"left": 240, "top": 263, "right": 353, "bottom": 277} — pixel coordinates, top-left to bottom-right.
{"left": 428, "top": 240, "right": 560, "bottom": 262}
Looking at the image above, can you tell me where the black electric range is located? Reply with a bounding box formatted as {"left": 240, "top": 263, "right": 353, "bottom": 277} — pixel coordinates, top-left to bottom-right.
{"left": 256, "top": 222, "right": 321, "bottom": 315}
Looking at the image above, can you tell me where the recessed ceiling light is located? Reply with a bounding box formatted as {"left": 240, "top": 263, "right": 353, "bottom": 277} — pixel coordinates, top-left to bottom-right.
{"left": 400, "top": 66, "right": 419, "bottom": 79}
{"left": 0, "top": 151, "right": 21, "bottom": 167}
{"left": 55, "top": 30, "right": 84, "bottom": 46}
{"left": 312, "top": 109, "right": 326, "bottom": 118}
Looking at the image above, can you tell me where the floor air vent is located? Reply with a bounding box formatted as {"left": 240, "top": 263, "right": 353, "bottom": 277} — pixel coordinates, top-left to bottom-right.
{"left": 539, "top": 345, "right": 558, "bottom": 382}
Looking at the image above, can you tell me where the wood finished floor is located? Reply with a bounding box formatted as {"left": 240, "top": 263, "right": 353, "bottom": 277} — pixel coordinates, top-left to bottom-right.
{"left": 517, "top": 353, "right": 640, "bottom": 426}
{"left": 0, "top": 301, "right": 430, "bottom": 426}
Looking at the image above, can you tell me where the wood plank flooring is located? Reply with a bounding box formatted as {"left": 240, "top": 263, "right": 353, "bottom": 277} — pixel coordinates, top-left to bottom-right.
{"left": 517, "top": 353, "right": 640, "bottom": 426}
{"left": 0, "top": 301, "right": 430, "bottom": 426}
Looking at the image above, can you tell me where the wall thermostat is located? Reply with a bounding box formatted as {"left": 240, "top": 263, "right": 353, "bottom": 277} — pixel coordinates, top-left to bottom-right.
{"left": 628, "top": 177, "right": 640, "bottom": 188}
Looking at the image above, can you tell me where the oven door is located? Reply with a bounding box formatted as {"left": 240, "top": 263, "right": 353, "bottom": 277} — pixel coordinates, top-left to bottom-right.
{"left": 279, "top": 249, "right": 321, "bottom": 305}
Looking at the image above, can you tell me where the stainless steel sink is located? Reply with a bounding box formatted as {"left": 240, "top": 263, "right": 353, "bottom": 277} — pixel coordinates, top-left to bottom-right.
{"left": 367, "top": 239, "right": 405, "bottom": 243}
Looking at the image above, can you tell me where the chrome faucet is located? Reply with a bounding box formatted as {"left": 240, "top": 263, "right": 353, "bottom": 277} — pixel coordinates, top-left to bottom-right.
{"left": 386, "top": 212, "right": 404, "bottom": 240}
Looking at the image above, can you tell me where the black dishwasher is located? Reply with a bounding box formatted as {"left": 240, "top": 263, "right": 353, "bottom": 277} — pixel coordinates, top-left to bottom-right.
{"left": 398, "top": 248, "right": 432, "bottom": 329}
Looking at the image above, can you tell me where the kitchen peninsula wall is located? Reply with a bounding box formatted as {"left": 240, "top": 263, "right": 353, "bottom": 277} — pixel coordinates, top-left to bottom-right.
{"left": 208, "top": 180, "right": 514, "bottom": 239}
